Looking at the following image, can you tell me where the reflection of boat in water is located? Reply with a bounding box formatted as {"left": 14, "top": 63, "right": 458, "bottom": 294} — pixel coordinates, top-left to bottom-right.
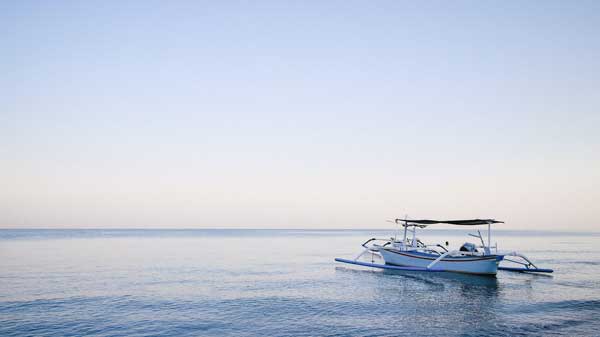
{"left": 335, "top": 218, "right": 553, "bottom": 276}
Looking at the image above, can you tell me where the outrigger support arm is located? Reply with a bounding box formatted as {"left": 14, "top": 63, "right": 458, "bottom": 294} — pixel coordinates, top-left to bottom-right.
{"left": 354, "top": 248, "right": 370, "bottom": 261}
{"left": 502, "top": 252, "right": 538, "bottom": 269}
{"left": 355, "top": 238, "right": 390, "bottom": 261}
{"left": 498, "top": 251, "right": 553, "bottom": 272}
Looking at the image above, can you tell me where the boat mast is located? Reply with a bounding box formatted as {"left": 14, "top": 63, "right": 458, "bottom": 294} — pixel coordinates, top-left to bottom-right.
{"left": 486, "top": 221, "right": 492, "bottom": 254}
{"left": 400, "top": 216, "right": 408, "bottom": 250}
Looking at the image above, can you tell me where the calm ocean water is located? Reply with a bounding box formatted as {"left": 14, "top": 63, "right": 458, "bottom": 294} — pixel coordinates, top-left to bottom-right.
{"left": 1, "top": 229, "right": 599, "bottom": 337}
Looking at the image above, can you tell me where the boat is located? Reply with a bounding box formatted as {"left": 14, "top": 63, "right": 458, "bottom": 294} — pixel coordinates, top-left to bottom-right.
{"left": 335, "top": 218, "right": 553, "bottom": 275}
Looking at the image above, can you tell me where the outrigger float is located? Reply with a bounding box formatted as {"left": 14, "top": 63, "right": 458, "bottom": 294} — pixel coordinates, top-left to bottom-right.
{"left": 335, "top": 218, "right": 553, "bottom": 275}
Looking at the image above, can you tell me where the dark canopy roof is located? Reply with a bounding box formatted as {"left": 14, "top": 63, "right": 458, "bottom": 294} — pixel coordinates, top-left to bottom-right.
{"left": 395, "top": 219, "right": 503, "bottom": 226}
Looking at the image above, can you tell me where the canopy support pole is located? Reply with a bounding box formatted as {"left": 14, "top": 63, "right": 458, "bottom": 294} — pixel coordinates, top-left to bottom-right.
{"left": 487, "top": 222, "right": 491, "bottom": 255}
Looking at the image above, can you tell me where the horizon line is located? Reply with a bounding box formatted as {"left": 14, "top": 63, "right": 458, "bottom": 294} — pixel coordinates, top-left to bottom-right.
{"left": 1, "top": 227, "right": 599, "bottom": 234}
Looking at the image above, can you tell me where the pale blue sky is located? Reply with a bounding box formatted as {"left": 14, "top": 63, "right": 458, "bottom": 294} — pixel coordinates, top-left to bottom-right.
{"left": 2, "top": 1, "right": 599, "bottom": 229}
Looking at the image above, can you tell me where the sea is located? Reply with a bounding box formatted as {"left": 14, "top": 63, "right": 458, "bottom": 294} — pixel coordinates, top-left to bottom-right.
{"left": 1, "top": 229, "right": 599, "bottom": 337}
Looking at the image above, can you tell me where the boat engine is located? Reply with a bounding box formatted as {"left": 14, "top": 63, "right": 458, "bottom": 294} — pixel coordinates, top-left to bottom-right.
{"left": 459, "top": 242, "right": 479, "bottom": 253}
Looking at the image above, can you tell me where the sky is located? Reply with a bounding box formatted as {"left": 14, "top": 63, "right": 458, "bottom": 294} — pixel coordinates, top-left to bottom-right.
{"left": 2, "top": 1, "right": 599, "bottom": 230}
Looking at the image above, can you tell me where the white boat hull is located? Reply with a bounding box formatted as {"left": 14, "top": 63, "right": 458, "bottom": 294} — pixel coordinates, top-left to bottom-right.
{"left": 379, "top": 248, "right": 501, "bottom": 275}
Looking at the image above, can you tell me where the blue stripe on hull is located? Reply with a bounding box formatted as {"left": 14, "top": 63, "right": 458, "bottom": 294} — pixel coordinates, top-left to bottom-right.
{"left": 385, "top": 249, "right": 501, "bottom": 262}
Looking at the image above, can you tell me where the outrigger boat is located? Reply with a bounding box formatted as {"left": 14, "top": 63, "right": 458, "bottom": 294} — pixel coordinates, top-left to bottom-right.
{"left": 335, "top": 218, "right": 553, "bottom": 275}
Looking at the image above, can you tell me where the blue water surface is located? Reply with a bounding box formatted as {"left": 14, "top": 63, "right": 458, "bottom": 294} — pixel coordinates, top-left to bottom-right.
{"left": 1, "top": 229, "right": 599, "bottom": 337}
